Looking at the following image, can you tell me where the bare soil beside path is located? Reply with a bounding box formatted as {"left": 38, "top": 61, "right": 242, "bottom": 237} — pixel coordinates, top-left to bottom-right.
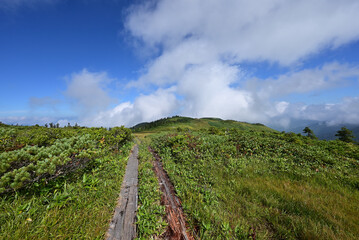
{"left": 106, "top": 144, "right": 138, "bottom": 240}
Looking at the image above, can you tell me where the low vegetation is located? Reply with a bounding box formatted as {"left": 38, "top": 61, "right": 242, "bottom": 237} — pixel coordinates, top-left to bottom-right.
{"left": 0, "top": 124, "right": 133, "bottom": 239}
{"left": 131, "top": 116, "right": 274, "bottom": 133}
{"left": 136, "top": 139, "right": 167, "bottom": 239}
{"left": 149, "top": 127, "right": 359, "bottom": 239}
{"left": 2, "top": 116, "right": 358, "bottom": 239}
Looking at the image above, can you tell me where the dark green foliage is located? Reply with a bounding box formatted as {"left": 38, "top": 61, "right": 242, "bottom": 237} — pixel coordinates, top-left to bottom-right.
{"left": 0, "top": 143, "right": 132, "bottom": 239}
{"left": 0, "top": 124, "right": 132, "bottom": 194}
{"left": 0, "top": 123, "right": 134, "bottom": 239}
{"left": 208, "top": 126, "right": 221, "bottom": 135}
{"left": 0, "top": 124, "right": 132, "bottom": 153}
{"left": 335, "top": 126, "right": 355, "bottom": 143}
{"left": 303, "top": 126, "right": 318, "bottom": 139}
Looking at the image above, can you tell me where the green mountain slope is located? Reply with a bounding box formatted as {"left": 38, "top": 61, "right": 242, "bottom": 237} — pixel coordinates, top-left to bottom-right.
{"left": 131, "top": 116, "right": 276, "bottom": 133}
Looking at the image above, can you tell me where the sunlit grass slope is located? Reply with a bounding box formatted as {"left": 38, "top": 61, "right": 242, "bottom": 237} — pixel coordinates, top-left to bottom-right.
{"left": 147, "top": 127, "right": 359, "bottom": 239}
{"left": 131, "top": 116, "right": 275, "bottom": 133}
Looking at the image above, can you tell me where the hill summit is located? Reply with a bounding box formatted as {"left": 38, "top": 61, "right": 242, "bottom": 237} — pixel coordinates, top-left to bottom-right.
{"left": 131, "top": 116, "right": 275, "bottom": 133}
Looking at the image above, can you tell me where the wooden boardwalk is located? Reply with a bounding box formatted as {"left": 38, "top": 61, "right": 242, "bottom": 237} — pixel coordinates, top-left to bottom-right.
{"left": 106, "top": 144, "right": 138, "bottom": 240}
{"left": 150, "top": 147, "right": 193, "bottom": 240}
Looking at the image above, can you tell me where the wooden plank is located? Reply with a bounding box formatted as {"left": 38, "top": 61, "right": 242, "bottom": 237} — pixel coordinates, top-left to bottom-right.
{"left": 149, "top": 147, "right": 194, "bottom": 240}
{"left": 106, "top": 144, "right": 138, "bottom": 240}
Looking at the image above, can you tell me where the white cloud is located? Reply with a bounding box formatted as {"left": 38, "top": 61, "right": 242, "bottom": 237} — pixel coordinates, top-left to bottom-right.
{"left": 275, "top": 102, "right": 289, "bottom": 115}
{"left": 80, "top": 87, "right": 178, "bottom": 127}
{"left": 248, "top": 62, "right": 359, "bottom": 100}
{"left": 122, "top": 0, "right": 359, "bottom": 127}
{"left": 126, "top": 0, "right": 359, "bottom": 65}
{"left": 64, "top": 69, "right": 114, "bottom": 116}
{"left": 178, "top": 62, "right": 262, "bottom": 122}
{"left": 127, "top": 40, "right": 217, "bottom": 87}
{"left": 248, "top": 63, "right": 359, "bottom": 126}
{"left": 277, "top": 97, "right": 359, "bottom": 126}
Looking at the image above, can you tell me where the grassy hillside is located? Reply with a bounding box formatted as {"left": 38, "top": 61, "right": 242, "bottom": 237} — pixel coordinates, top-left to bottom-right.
{"left": 3, "top": 118, "right": 358, "bottom": 239}
{"left": 131, "top": 116, "right": 275, "bottom": 133}
{"left": 134, "top": 117, "right": 359, "bottom": 239}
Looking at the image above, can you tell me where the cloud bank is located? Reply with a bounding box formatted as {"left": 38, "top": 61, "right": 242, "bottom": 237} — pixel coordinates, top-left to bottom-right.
{"left": 81, "top": 87, "right": 178, "bottom": 127}
{"left": 126, "top": 0, "right": 359, "bottom": 65}
{"left": 60, "top": 62, "right": 359, "bottom": 128}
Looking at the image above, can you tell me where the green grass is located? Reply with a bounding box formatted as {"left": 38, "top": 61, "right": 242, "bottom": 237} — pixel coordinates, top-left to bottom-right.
{"left": 4, "top": 117, "right": 357, "bottom": 239}
{"left": 131, "top": 116, "right": 276, "bottom": 133}
{"left": 149, "top": 130, "right": 359, "bottom": 239}
{"left": 0, "top": 142, "right": 132, "bottom": 239}
{"left": 136, "top": 139, "right": 167, "bottom": 239}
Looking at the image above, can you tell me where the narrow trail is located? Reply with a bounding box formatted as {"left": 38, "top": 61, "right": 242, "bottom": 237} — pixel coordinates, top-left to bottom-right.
{"left": 106, "top": 144, "right": 138, "bottom": 240}
{"left": 149, "top": 147, "right": 194, "bottom": 240}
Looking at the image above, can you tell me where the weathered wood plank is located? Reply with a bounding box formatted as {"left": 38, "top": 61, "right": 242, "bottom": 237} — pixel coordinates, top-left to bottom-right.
{"left": 106, "top": 144, "right": 138, "bottom": 240}
{"left": 149, "top": 147, "right": 194, "bottom": 240}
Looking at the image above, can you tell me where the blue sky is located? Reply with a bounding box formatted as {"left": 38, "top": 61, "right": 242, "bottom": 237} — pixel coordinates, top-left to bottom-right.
{"left": 1, "top": 0, "right": 359, "bottom": 128}
{"left": 0, "top": 0, "right": 141, "bottom": 117}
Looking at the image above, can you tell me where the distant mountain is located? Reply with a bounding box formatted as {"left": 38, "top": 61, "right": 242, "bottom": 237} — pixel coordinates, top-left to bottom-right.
{"left": 132, "top": 116, "right": 358, "bottom": 142}
{"left": 131, "top": 116, "right": 276, "bottom": 133}
{"left": 283, "top": 121, "right": 359, "bottom": 141}
{"left": 307, "top": 123, "right": 358, "bottom": 141}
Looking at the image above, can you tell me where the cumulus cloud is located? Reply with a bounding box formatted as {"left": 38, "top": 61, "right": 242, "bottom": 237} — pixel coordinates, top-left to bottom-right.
{"left": 64, "top": 69, "right": 114, "bottom": 116}
{"left": 64, "top": 62, "right": 359, "bottom": 128}
{"left": 126, "top": 0, "right": 359, "bottom": 65}
{"left": 81, "top": 87, "right": 178, "bottom": 127}
{"left": 120, "top": 0, "right": 359, "bottom": 127}
{"left": 178, "top": 62, "right": 264, "bottom": 122}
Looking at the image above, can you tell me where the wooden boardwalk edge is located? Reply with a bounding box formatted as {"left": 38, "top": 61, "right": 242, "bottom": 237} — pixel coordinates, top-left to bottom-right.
{"left": 106, "top": 144, "right": 139, "bottom": 240}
